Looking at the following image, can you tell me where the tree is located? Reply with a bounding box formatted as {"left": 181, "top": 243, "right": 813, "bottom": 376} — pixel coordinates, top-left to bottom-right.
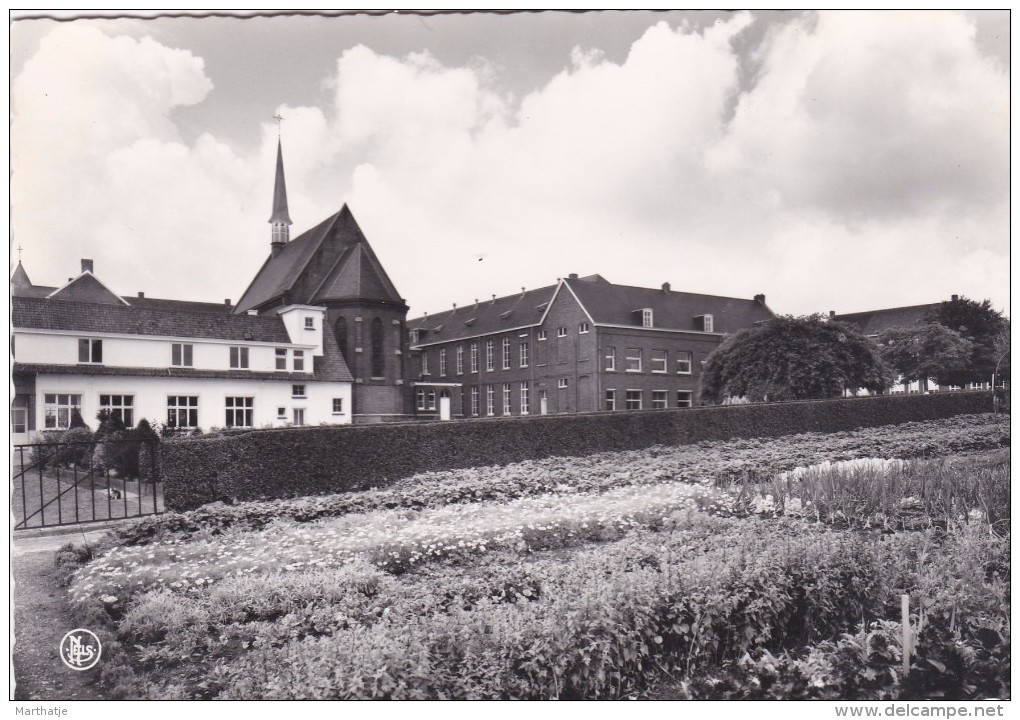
{"left": 925, "top": 297, "right": 1008, "bottom": 386}
{"left": 700, "top": 315, "right": 893, "bottom": 403}
{"left": 68, "top": 408, "right": 88, "bottom": 430}
{"left": 875, "top": 323, "right": 973, "bottom": 387}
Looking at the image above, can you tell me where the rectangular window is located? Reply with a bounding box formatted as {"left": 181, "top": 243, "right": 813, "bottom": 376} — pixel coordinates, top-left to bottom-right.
{"left": 171, "top": 343, "right": 193, "bottom": 367}
{"left": 558, "top": 378, "right": 568, "bottom": 389}
{"left": 12, "top": 407, "right": 26, "bottom": 434}
{"left": 642, "top": 309, "right": 654, "bottom": 328}
{"left": 292, "top": 384, "right": 306, "bottom": 398}
{"left": 676, "top": 351, "right": 693, "bottom": 375}
{"left": 557, "top": 327, "right": 568, "bottom": 338}
{"left": 503, "top": 383, "right": 512, "bottom": 415}
{"left": 578, "top": 322, "right": 590, "bottom": 334}
{"left": 304, "top": 317, "right": 315, "bottom": 330}
{"left": 652, "top": 390, "right": 668, "bottom": 409}
{"left": 625, "top": 390, "right": 642, "bottom": 410}
{"left": 470, "top": 386, "right": 479, "bottom": 416}
{"left": 43, "top": 393, "right": 82, "bottom": 430}
{"left": 605, "top": 347, "right": 616, "bottom": 371}
{"left": 293, "top": 408, "right": 305, "bottom": 426}
{"left": 519, "top": 341, "right": 529, "bottom": 368}
{"left": 277, "top": 407, "right": 287, "bottom": 419}
{"left": 486, "top": 340, "right": 495, "bottom": 372}
{"left": 421, "top": 352, "right": 430, "bottom": 376}
{"left": 78, "top": 338, "right": 102, "bottom": 364}
{"left": 651, "top": 349, "right": 667, "bottom": 373}
{"left": 230, "top": 346, "right": 249, "bottom": 369}
{"left": 486, "top": 385, "right": 494, "bottom": 416}
{"left": 502, "top": 338, "right": 511, "bottom": 370}
{"left": 167, "top": 396, "right": 198, "bottom": 428}
{"left": 293, "top": 350, "right": 305, "bottom": 372}
{"left": 439, "top": 348, "right": 447, "bottom": 376}
{"left": 470, "top": 343, "right": 479, "bottom": 373}
{"left": 677, "top": 391, "right": 694, "bottom": 408}
{"left": 456, "top": 345, "right": 464, "bottom": 375}
{"left": 537, "top": 330, "right": 547, "bottom": 341}
{"left": 703, "top": 314, "right": 714, "bottom": 333}
{"left": 225, "top": 397, "right": 254, "bottom": 428}
{"left": 520, "top": 382, "right": 530, "bottom": 414}
{"left": 275, "top": 348, "right": 288, "bottom": 370}
{"left": 99, "top": 394, "right": 134, "bottom": 427}
{"left": 332, "top": 398, "right": 344, "bottom": 414}
{"left": 625, "top": 348, "right": 642, "bottom": 372}
{"left": 410, "top": 329, "right": 421, "bottom": 344}
{"left": 604, "top": 389, "right": 616, "bottom": 411}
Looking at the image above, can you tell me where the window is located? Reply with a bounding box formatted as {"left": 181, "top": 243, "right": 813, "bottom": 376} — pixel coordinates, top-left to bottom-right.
{"left": 78, "top": 338, "right": 102, "bottom": 364}
{"left": 292, "top": 384, "right": 306, "bottom": 398}
{"left": 642, "top": 309, "right": 654, "bottom": 328}
{"left": 652, "top": 390, "right": 668, "bottom": 409}
{"left": 625, "top": 348, "right": 642, "bottom": 372}
{"left": 703, "top": 314, "right": 714, "bottom": 333}
{"left": 293, "top": 408, "right": 305, "bottom": 426}
{"left": 275, "top": 348, "right": 288, "bottom": 370}
{"left": 625, "top": 390, "right": 642, "bottom": 410}
{"left": 537, "top": 330, "right": 547, "bottom": 341}
{"left": 336, "top": 317, "right": 350, "bottom": 360}
{"left": 470, "top": 343, "right": 479, "bottom": 373}
{"left": 410, "top": 328, "right": 420, "bottom": 344}
{"left": 332, "top": 398, "right": 344, "bottom": 414}
{"left": 456, "top": 346, "right": 464, "bottom": 375}
{"left": 579, "top": 322, "right": 590, "bottom": 334}
{"left": 470, "top": 386, "right": 479, "bottom": 416}
{"left": 605, "top": 347, "right": 616, "bottom": 371}
{"left": 426, "top": 388, "right": 437, "bottom": 411}
{"left": 421, "top": 352, "right": 430, "bottom": 376}
{"left": 519, "top": 341, "right": 529, "bottom": 368}
{"left": 486, "top": 340, "right": 494, "bottom": 372}
{"left": 558, "top": 378, "right": 569, "bottom": 389}
{"left": 502, "top": 338, "right": 511, "bottom": 370}
{"left": 371, "top": 317, "right": 385, "bottom": 377}
{"left": 605, "top": 389, "right": 616, "bottom": 411}
{"left": 520, "top": 382, "right": 530, "bottom": 414}
{"left": 503, "top": 383, "right": 512, "bottom": 415}
{"left": 651, "top": 350, "right": 667, "bottom": 373}
{"left": 677, "top": 391, "right": 693, "bottom": 408}
{"left": 304, "top": 317, "right": 315, "bottom": 330}
{"left": 676, "top": 351, "right": 693, "bottom": 375}
{"left": 485, "top": 385, "right": 495, "bottom": 416}
{"left": 171, "top": 343, "right": 193, "bottom": 367}
{"left": 230, "top": 346, "right": 249, "bottom": 369}
{"left": 167, "top": 396, "right": 198, "bottom": 428}
{"left": 99, "top": 394, "right": 134, "bottom": 427}
{"left": 557, "top": 327, "right": 568, "bottom": 338}
{"left": 277, "top": 407, "right": 287, "bottom": 419}
{"left": 43, "top": 393, "right": 82, "bottom": 429}
{"left": 293, "top": 350, "right": 305, "bottom": 372}
{"left": 12, "top": 407, "right": 26, "bottom": 434}
{"left": 439, "top": 348, "right": 447, "bottom": 376}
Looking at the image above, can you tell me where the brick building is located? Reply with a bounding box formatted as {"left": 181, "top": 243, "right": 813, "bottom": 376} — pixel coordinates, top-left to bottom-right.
{"left": 408, "top": 274, "right": 773, "bottom": 419}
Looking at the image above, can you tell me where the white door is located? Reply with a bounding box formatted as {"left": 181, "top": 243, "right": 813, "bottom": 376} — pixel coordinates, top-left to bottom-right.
{"left": 439, "top": 395, "right": 451, "bottom": 421}
{"left": 539, "top": 390, "right": 548, "bottom": 415}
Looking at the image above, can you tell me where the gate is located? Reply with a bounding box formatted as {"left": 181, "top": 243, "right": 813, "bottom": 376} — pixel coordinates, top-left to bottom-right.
{"left": 12, "top": 438, "right": 164, "bottom": 530}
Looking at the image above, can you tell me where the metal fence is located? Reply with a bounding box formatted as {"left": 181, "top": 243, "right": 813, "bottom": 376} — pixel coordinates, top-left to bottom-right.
{"left": 12, "top": 438, "right": 164, "bottom": 530}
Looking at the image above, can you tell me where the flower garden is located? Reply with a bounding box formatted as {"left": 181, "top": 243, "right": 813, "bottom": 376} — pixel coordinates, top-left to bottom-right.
{"left": 59, "top": 413, "right": 1010, "bottom": 700}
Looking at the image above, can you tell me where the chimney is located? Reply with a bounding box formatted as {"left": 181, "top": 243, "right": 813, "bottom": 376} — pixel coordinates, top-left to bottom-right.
{"left": 423, "top": 311, "right": 428, "bottom": 320}
{"left": 521, "top": 287, "right": 526, "bottom": 296}
{"left": 568, "top": 273, "right": 578, "bottom": 280}
{"left": 224, "top": 299, "right": 231, "bottom": 306}
{"left": 81, "top": 259, "right": 94, "bottom": 274}
{"left": 452, "top": 303, "right": 457, "bottom": 310}
{"left": 137, "top": 292, "right": 145, "bottom": 298}
{"left": 829, "top": 310, "right": 836, "bottom": 318}
{"left": 951, "top": 294, "right": 959, "bottom": 302}
{"left": 754, "top": 293, "right": 765, "bottom": 305}
{"left": 662, "top": 282, "right": 671, "bottom": 293}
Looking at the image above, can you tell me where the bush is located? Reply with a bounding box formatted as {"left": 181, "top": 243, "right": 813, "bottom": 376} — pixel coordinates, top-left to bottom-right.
{"left": 161, "top": 392, "right": 993, "bottom": 511}
{"left": 57, "top": 426, "right": 96, "bottom": 467}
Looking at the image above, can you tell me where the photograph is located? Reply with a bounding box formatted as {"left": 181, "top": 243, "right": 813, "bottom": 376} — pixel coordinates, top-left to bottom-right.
{"left": 9, "top": 8, "right": 1010, "bottom": 710}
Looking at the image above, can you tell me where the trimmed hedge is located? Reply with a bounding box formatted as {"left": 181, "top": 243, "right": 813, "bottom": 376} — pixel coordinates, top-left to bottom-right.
{"left": 161, "top": 391, "right": 993, "bottom": 511}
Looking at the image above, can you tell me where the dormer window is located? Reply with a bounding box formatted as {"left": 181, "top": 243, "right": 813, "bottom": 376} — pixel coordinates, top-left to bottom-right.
{"left": 304, "top": 317, "right": 315, "bottom": 330}
{"left": 695, "top": 314, "right": 714, "bottom": 332}
{"left": 293, "top": 350, "right": 305, "bottom": 372}
{"left": 642, "top": 309, "right": 653, "bottom": 328}
{"left": 410, "top": 329, "right": 421, "bottom": 344}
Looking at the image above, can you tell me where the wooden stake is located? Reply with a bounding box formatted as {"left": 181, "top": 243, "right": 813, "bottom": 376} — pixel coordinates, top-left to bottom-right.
{"left": 901, "top": 594, "right": 911, "bottom": 677}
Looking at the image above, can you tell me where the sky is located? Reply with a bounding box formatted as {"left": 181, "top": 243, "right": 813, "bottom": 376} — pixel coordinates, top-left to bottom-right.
{"left": 9, "top": 10, "right": 1011, "bottom": 320}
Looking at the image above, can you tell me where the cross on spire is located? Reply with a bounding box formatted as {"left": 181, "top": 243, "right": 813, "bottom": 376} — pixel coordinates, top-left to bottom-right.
{"left": 16, "top": 244, "right": 23, "bottom": 262}
{"left": 274, "top": 113, "right": 284, "bottom": 138}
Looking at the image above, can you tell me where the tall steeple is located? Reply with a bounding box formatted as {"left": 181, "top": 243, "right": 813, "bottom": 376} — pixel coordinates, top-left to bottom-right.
{"left": 269, "top": 129, "right": 292, "bottom": 254}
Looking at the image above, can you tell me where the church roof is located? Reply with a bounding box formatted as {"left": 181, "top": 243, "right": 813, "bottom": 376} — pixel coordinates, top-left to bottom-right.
{"left": 408, "top": 275, "right": 773, "bottom": 345}
{"left": 832, "top": 303, "right": 941, "bottom": 337}
{"left": 235, "top": 204, "right": 404, "bottom": 313}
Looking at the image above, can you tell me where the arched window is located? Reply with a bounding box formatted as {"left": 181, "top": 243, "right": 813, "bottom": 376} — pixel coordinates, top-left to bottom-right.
{"left": 371, "top": 317, "right": 384, "bottom": 377}
{"left": 334, "top": 317, "right": 348, "bottom": 361}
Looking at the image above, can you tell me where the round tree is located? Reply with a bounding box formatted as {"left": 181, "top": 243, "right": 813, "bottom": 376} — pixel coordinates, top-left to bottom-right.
{"left": 876, "top": 323, "right": 974, "bottom": 387}
{"left": 925, "top": 296, "right": 1008, "bottom": 386}
{"left": 700, "top": 314, "right": 892, "bottom": 403}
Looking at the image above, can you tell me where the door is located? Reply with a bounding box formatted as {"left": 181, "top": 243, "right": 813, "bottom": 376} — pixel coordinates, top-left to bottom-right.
{"left": 439, "top": 390, "right": 451, "bottom": 421}
{"left": 539, "top": 389, "right": 548, "bottom": 415}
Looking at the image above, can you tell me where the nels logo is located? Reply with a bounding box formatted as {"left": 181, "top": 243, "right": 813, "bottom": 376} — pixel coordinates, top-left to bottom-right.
{"left": 59, "top": 629, "right": 101, "bottom": 671}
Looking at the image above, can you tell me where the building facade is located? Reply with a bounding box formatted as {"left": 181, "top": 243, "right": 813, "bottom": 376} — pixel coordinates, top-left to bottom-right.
{"left": 408, "top": 274, "right": 774, "bottom": 419}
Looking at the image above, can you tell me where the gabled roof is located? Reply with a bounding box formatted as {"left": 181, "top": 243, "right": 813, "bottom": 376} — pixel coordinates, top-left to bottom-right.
{"left": 408, "top": 274, "right": 774, "bottom": 345}
{"left": 832, "top": 303, "right": 941, "bottom": 337}
{"left": 47, "top": 272, "right": 129, "bottom": 306}
{"left": 13, "top": 296, "right": 293, "bottom": 343}
{"left": 235, "top": 204, "right": 404, "bottom": 313}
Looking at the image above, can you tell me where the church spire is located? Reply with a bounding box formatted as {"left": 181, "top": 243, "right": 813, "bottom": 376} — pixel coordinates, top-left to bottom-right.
{"left": 269, "top": 123, "right": 292, "bottom": 253}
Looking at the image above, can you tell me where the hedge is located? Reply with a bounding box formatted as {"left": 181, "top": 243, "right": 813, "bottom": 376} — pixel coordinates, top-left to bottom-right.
{"left": 161, "top": 391, "right": 993, "bottom": 511}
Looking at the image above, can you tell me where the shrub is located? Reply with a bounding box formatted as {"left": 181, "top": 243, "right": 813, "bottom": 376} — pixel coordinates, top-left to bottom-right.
{"left": 57, "top": 426, "right": 96, "bottom": 467}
